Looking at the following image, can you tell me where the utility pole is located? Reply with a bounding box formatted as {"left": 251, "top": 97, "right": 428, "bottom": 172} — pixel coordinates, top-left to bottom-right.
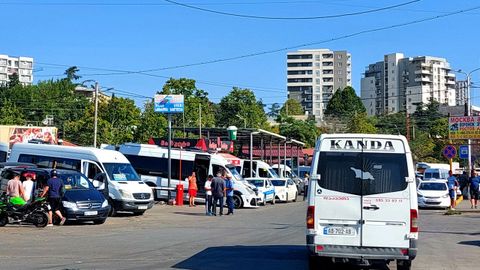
{"left": 199, "top": 103, "right": 202, "bottom": 138}
{"left": 406, "top": 111, "right": 411, "bottom": 141}
{"left": 94, "top": 82, "right": 99, "bottom": 148}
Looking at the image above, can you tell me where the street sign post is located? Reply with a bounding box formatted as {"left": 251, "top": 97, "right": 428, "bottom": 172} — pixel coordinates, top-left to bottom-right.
{"left": 459, "top": 145, "right": 469, "bottom": 159}
{"left": 154, "top": 95, "right": 184, "bottom": 202}
{"left": 443, "top": 145, "right": 457, "bottom": 172}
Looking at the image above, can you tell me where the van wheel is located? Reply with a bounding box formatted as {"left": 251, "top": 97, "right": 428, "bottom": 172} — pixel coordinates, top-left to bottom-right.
{"left": 286, "top": 193, "right": 289, "bottom": 203}
{"left": 263, "top": 195, "right": 267, "bottom": 206}
{"left": 293, "top": 192, "right": 298, "bottom": 202}
{"left": 233, "top": 194, "right": 243, "bottom": 209}
{"left": 397, "top": 259, "right": 412, "bottom": 270}
{"left": 108, "top": 201, "right": 117, "bottom": 217}
{"left": 271, "top": 194, "right": 276, "bottom": 205}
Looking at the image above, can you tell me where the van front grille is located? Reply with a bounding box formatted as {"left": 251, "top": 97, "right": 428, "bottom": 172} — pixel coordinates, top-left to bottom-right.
{"left": 133, "top": 193, "right": 151, "bottom": 200}
{"left": 77, "top": 201, "right": 102, "bottom": 209}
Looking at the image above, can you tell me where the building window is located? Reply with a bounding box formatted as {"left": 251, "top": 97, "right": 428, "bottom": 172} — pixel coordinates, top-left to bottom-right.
{"left": 316, "top": 79, "right": 321, "bottom": 84}
{"left": 338, "top": 78, "right": 343, "bottom": 83}
{"left": 337, "top": 54, "right": 343, "bottom": 59}
{"left": 337, "top": 62, "right": 343, "bottom": 67}
{"left": 337, "top": 70, "right": 343, "bottom": 75}
{"left": 315, "top": 55, "right": 320, "bottom": 61}
{"left": 316, "top": 70, "right": 321, "bottom": 76}
{"left": 315, "top": 62, "right": 320, "bottom": 67}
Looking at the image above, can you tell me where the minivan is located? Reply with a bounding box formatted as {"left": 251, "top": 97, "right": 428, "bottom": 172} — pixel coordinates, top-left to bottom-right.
{"left": 423, "top": 168, "right": 449, "bottom": 180}
{"left": 307, "top": 134, "right": 418, "bottom": 270}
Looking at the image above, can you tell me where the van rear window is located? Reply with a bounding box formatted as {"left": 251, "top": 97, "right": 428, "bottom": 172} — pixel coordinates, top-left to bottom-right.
{"left": 316, "top": 152, "right": 408, "bottom": 196}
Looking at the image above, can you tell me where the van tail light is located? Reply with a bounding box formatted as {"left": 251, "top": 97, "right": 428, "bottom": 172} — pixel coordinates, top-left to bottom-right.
{"left": 307, "top": 206, "right": 315, "bottom": 229}
{"left": 410, "top": 209, "right": 419, "bottom": 233}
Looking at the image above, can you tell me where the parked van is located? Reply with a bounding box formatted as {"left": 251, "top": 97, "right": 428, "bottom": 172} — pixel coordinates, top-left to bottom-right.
{"left": 423, "top": 168, "right": 449, "bottom": 180}
{"left": 116, "top": 143, "right": 259, "bottom": 209}
{"left": 307, "top": 134, "right": 418, "bottom": 270}
{"left": 8, "top": 143, "right": 154, "bottom": 216}
{"left": 0, "top": 142, "right": 7, "bottom": 162}
{"left": 236, "top": 159, "right": 279, "bottom": 179}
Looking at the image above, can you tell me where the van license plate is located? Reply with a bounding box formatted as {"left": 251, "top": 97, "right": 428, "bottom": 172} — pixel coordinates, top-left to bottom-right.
{"left": 84, "top": 211, "right": 98, "bottom": 216}
{"left": 323, "top": 227, "right": 354, "bottom": 236}
{"left": 138, "top": 205, "right": 148, "bottom": 210}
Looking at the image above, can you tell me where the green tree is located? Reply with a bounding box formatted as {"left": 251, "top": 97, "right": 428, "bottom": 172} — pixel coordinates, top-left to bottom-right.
{"left": 216, "top": 87, "right": 268, "bottom": 128}
{"left": 267, "top": 103, "right": 281, "bottom": 118}
{"left": 412, "top": 100, "right": 443, "bottom": 132}
{"left": 324, "top": 86, "right": 365, "bottom": 119}
{"left": 347, "top": 112, "right": 377, "bottom": 133}
{"left": 7, "top": 73, "right": 20, "bottom": 89}
{"left": 64, "top": 66, "right": 81, "bottom": 81}
{"left": 279, "top": 117, "right": 320, "bottom": 147}
{"left": 375, "top": 112, "right": 406, "bottom": 135}
{"left": 134, "top": 100, "right": 168, "bottom": 143}
{"left": 279, "top": 98, "right": 304, "bottom": 116}
{"left": 0, "top": 99, "right": 25, "bottom": 125}
{"left": 102, "top": 96, "right": 141, "bottom": 145}
{"left": 409, "top": 131, "right": 437, "bottom": 162}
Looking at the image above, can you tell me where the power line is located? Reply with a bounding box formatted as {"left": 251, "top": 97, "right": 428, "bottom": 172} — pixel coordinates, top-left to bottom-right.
{"left": 164, "top": 0, "right": 421, "bottom": 20}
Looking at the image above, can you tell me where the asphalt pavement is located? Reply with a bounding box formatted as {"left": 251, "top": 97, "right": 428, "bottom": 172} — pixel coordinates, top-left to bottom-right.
{"left": 0, "top": 199, "right": 479, "bottom": 270}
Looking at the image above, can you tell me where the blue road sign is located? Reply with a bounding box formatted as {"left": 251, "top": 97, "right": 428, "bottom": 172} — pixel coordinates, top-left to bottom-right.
{"left": 459, "top": 145, "right": 469, "bottom": 159}
{"left": 443, "top": 145, "right": 457, "bottom": 159}
{"left": 154, "top": 95, "right": 184, "bottom": 113}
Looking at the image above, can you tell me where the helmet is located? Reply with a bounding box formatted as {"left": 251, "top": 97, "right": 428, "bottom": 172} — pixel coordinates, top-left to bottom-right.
{"left": 51, "top": 170, "right": 58, "bottom": 177}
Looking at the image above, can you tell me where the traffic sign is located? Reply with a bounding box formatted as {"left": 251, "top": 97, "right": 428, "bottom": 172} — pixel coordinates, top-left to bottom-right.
{"left": 459, "top": 145, "right": 469, "bottom": 159}
{"left": 442, "top": 145, "right": 457, "bottom": 159}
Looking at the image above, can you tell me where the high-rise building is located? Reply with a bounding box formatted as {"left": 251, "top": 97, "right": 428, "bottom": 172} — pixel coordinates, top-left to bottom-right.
{"left": 0, "top": 54, "right": 34, "bottom": 86}
{"left": 287, "top": 49, "right": 351, "bottom": 122}
{"left": 361, "top": 53, "right": 456, "bottom": 116}
{"left": 455, "top": 80, "right": 468, "bottom": 106}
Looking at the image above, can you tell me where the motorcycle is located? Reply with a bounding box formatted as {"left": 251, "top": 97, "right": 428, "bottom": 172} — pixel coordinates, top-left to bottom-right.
{"left": 0, "top": 193, "right": 49, "bottom": 228}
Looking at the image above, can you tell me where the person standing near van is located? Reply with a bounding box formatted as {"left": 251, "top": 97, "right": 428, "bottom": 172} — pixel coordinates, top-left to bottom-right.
{"left": 22, "top": 172, "right": 35, "bottom": 202}
{"left": 6, "top": 171, "right": 26, "bottom": 205}
{"left": 40, "top": 170, "right": 66, "bottom": 226}
{"left": 447, "top": 171, "right": 459, "bottom": 210}
{"left": 469, "top": 172, "right": 479, "bottom": 209}
{"left": 204, "top": 175, "right": 214, "bottom": 215}
{"left": 188, "top": 172, "right": 198, "bottom": 207}
{"left": 225, "top": 174, "right": 234, "bottom": 215}
{"left": 211, "top": 172, "right": 225, "bottom": 216}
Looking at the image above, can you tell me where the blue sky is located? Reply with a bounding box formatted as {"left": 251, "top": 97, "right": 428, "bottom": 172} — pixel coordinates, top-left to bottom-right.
{"left": 2, "top": 0, "right": 480, "bottom": 109}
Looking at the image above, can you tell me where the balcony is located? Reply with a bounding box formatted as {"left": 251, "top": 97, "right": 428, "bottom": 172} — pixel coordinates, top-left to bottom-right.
{"left": 415, "top": 69, "right": 432, "bottom": 75}
{"left": 415, "top": 76, "right": 432, "bottom": 83}
{"left": 446, "top": 73, "right": 455, "bottom": 78}
{"left": 446, "top": 80, "right": 456, "bottom": 85}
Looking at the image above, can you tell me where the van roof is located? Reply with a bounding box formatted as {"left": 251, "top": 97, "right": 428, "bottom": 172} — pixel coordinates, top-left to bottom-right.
{"left": 10, "top": 143, "right": 129, "bottom": 163}
{"left": 319, "top": 133, "right": 407, "bottom": 140}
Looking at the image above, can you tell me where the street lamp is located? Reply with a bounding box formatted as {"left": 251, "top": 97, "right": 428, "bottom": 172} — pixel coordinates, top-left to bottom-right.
{"left": 456, "top": 68, "right": 480, "bottom": 173}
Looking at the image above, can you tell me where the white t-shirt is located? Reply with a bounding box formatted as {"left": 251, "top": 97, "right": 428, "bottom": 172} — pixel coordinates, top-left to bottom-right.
{"left": 23, "top": 180, "right": 34, "bottom": 201}
{"left": 204, "top": 180, "right": 212, "bottom": 196}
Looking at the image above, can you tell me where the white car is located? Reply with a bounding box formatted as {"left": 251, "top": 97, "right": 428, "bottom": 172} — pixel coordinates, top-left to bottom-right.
{"left": 246, "top": 178, "right": 276, "bottom": 205}
{"left": 271, "top": 178, "right": 298, "bottom": 203}
{"left": 417, "top": 180, "right": 450, "bottom": 209}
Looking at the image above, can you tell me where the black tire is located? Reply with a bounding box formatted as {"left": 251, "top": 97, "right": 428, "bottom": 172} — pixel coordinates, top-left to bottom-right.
{"left": 233, "top": 194, "right": 243, "bottom": 209}
{"left": 397, "top": 259, "right": 412, "bottom": 270}
{"left": 133, "top": 210, "right": 145, "bottom": 216}
{"left": 271, "top": 194, "right": 276, "bottom": 205}
{"left": 94, "top": 218, "right": 107, "bottom": 225}
{"left": 286, "top": 193, "right": 289, "bottom": 203}
{"left": 0, "top": 213, "right": 8, "bottom": 227}
{"left": 33, "top": 212, "right": 49, "bottom": 228}
{"left": 108, "top": 200, "right": 117, "bottom": 217}
{"left": 293, "top": 192, "right": 298, "bottom": 202}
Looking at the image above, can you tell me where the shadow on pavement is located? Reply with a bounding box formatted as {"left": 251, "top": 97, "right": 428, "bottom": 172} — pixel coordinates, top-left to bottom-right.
{"left": 171, "top": 245, "right": 390, "bottom": 270}
{"left": 458, "top": 240, "right": 480, "bottom": 247}
{"left": 173, "top": 212, "right": 208, "bottom": 216}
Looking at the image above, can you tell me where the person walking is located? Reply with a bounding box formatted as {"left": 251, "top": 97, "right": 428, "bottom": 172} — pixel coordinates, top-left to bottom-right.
{"left": 447, "top": 170, "right": 459, "bottom": 210}
{"left": 188, "top": 172, "right": 198, "bottom": 207}
{"left": 303, "top": 173, "right": 309, "bottom": 201}
{"left": 40, "top": 170, "right": 66, "bottom": 226}
{"left": 469, "top": 171, "right": 479, "bottom": 209}
{"left": 204, "top": 175, "right": 214, "bottom": 216}
{"left": 6, "top": 170, "right": 26, "bottom": 206}
{"left": 211, "top": 172, "right": 225, "bottom": 216}
{"left": 225, "top": 174, "right": 234, "bottom": 215}
{"left": 22, "top": 172, "right": 35, "bottom": 203}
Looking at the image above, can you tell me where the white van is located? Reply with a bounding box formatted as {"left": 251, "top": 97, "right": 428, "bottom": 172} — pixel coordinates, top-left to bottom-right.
{"left": 8, "top": 143, "right": 154, "bottom": 216}
{"left": 237, "top": 159, "right": 279, "bottom": 179}
{"left": 0, "top": 142, "right": 8, "bottom": 162}
{"left": 117, "top": 143, "right": 259, "bottom": 209}
{"left": 307, "top": 134, "right": 418, "bottom": 270}
{"left": 423, "top": 168, "right": 449, "bottom": 180}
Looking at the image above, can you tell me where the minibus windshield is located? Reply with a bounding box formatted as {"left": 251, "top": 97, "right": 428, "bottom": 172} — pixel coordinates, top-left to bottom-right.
{"left": 103, "top": 163, "right": 140, "bottom": 181}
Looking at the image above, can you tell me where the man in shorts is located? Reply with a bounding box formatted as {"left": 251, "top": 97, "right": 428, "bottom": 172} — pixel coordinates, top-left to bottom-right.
{"left": 469, "top": 172, "right": 479, "bottom": 209}
{"left": 447, "top": 171, "right": 459, "bottom": 210}
{"left": 40, "top": 170, "right": 66, "bottom": 226}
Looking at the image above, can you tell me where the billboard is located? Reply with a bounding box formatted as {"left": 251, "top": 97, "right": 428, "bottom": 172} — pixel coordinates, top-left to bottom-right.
{"left": 0, "top": 125, "right": 58, "bottom": 148}
{"left": 449, "top": 116, "right": 480, "bottom": 139}
{"left": 154, "top": 95, "right": 184, "bottom": 113}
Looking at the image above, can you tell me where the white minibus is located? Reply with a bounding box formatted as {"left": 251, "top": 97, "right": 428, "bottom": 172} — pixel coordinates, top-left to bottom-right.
{"left": 117, "top": 143, "right": 259, "bottom": 209}
{"left": 8, "top": 143, "right": 154, "bottom": 216}
{"left": 307, "top": 134, "right": 418, "bottom": 270}
{"left": 236, "top": 159, "right": 279, "bottom": 179}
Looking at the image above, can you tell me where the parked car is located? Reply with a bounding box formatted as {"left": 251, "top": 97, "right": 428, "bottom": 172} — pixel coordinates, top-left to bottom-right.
{"left": 271, "top": 178, "right": 298, "bottom": 203}
{"left": 246, "top": 178, "right": 275, "bottom": 205}
{"left": 0, "top": 168, "right": 110, "bottom": 224}
{"left": 417, "top": 180, "right": 450, "bottom": 209}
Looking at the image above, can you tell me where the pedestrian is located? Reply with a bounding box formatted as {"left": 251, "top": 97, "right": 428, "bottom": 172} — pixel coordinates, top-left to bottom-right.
{"left": 204, "top": 175, "right": 214, "bottom": 216}
{"left": 22, "top": 172, "right": 35, "bottom": 203}
{"left": 225, "top": 174, "right": 234, "bottom": 215}
{"left": 188, "top": 172, "right": 198, "bottom": 207}
{"left": 447, "top": 170, "right": 459, "bottom": 210}
{"left": 40, "top": 170, "right": 66, "bottom": 226}
{"left": 6, "top": 170, "right": 26, "bottom": 206}
{"left": 469, "top": 171, "right": 479, "bottom": 209}
{"left": 211, "top": 171, "right": 225, "bottom": 216}
{"left": 303, "top": 173, "right": 309, "bottom": 201}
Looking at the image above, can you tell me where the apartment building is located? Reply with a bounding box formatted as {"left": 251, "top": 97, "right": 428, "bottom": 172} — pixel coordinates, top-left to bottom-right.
{"left": 361, "top": 53, "right": 456, "bottom": 116}
{"left": 287, "top": 49, "right": 351, "bottom": 122}
{"left": 455, "top": 80, "right": 468, "bottom": 106}
{"left": 0, "top": 54, "right": 34, "bottom": 86}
